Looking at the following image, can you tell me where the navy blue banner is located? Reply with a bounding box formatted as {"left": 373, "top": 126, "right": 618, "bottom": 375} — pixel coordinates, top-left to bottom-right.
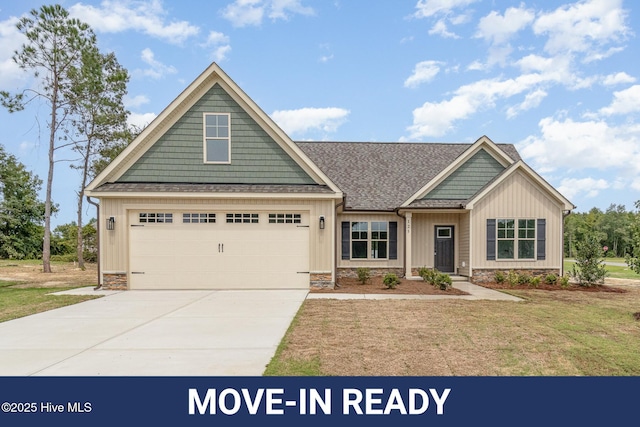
{"left": 0, "top": 376, "right": 636, "bottom": 426}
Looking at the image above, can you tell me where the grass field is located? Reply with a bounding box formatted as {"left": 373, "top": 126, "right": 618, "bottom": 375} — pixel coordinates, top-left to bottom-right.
{"left": 565, "top": 258, "right": 640, "bottom": 280}
{"left": 0, "top": 260, "right": 100, "bottom": 322}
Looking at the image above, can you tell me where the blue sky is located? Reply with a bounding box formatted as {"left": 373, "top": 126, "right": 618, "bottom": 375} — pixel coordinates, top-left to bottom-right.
{"left": 1, "top": 0, "right": 639, "bottom": 227}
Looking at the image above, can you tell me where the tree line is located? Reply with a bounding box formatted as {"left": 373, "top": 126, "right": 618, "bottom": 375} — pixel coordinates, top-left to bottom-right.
{"left": 564, "top": 203, "right": 640, "bottom": 259}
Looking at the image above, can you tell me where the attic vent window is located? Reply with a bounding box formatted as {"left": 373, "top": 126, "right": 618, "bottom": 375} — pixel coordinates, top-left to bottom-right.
{"left": 203, "top": 113, "right": 230, "bottom": 163}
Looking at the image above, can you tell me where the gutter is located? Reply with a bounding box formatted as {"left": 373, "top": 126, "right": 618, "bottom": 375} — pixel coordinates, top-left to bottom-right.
{"left": 86, "top": 196, "right": 102, "bottom": 290}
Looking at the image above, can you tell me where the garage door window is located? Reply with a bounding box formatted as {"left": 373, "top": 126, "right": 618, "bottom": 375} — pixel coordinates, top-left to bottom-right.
{"left": 226, "top": 213, "right": 259, "bottom": 223}
{"left": 139, "top": 213, "right": 173, "bottom": 223}
{"left": 183, "top": 213, "right": 216, "bottom": 223}
{"left": 268, "top": 213, "right": 301, "bottom": 224}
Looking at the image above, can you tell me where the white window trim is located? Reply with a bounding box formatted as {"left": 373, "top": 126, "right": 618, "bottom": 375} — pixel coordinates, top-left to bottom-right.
{"left": 496, "top": 218, "right": 536, "bottom": 261}
{"left": 351, "top": 221, "right": 389, "bottom": 260}
{"left": 203, "top": 112, "right": 231, "bottom": 164}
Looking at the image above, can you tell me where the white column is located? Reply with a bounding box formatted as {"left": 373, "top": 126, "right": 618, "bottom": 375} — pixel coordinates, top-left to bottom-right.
{"left": 405, "top": 212, "right": 412, "bottom": 278}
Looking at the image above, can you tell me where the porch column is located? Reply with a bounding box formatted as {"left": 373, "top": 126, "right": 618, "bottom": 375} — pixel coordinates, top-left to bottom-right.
{"left": 405, "top": 212, "right": 413, "bottom": 278}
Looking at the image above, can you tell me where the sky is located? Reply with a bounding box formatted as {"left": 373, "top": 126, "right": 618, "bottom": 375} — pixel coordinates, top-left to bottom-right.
{"left": 1, "top": 0, "right": 640, "bottom": 227}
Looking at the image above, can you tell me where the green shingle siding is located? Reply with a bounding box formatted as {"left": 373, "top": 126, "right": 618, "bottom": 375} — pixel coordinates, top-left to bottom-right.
{"left": 118, "top": 84, "right": 315, "bottom": 184}
{"left": 423, "top": 149, "right": 505, "bottom": 200}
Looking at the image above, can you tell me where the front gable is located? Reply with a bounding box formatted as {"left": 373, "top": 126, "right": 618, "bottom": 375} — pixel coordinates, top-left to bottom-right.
{"left": 86, "top": 63, "right": 340, "bottom": 194}
{"left": 401, "top": 136, "right": 515, "bottom": 208}
{"left": 118, "top": 84, "right": 315, "bottom": 185}
{"left": 421, "top": 148, "right": 505, "bottom": 200}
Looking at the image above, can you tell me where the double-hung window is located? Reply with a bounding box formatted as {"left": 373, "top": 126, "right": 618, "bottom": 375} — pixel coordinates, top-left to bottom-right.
{"left": 204, "top": 113, "right": 230, "bottom": 163}
{"left": 351, "top": 221, "right": 388, "bottom": 260}
{"left": 496, "top": 219, "right": 535, "bottom": 260}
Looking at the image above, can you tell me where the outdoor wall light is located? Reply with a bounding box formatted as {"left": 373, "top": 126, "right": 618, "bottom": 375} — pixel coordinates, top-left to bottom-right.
{"left": 319, "top": 215, "right": 325, "bottom": 230}
{"left": 107, "top": 216, "right": 115, "bottom": 231}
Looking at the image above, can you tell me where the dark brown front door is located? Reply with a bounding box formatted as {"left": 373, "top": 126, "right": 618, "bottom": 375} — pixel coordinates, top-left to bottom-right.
{"left": 434, "top": 226, "right": 454, "bottom": 273}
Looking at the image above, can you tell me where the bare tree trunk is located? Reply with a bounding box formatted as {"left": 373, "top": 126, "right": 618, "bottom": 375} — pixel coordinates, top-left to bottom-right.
{"left": 76, "top": 140, "right": 91, "bottom": 270}
{"left": 43, "top": 77, "right": 58, "bottom": 274}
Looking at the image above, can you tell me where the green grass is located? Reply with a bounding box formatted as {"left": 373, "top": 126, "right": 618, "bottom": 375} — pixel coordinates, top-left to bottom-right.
{"left": 564, "top": 259, "right": 640, "bottom": 280}
{"left": 0, "top": 280, "right": 100, "bottom": 323}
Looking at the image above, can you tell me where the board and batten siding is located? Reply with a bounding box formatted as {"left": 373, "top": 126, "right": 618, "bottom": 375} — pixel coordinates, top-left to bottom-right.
{"left": 99, "top": 197, "right": 334, "bottom": 281}
{"left": 337, "top": 213, "right": 404, "bottom": 268}
{"left": 411, "top": 213, "right": 461, "bottom": 271}
{"left": 458, "top": 211, "right": 470, "bottom": 276}
{"left": 118, "top": 84, "right": 315, "bottom": 185}
{"left": 471, "top": 170, "right": 563, "bottom": 269}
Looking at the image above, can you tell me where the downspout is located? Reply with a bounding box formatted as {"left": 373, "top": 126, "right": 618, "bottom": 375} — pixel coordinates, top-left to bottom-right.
{"left": 334, "top": 195, "right": 345, "bottom": 288}
{"left": 394, "top": 208, "right": 407, "bottom": 278}
{"left": 86, "top": 196, "right": 101, "bottom": 290}
{"left": 561, "top": 209, "right": 572, "bottom": 277}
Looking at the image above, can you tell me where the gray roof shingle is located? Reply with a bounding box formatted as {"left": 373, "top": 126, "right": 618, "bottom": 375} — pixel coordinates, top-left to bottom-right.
{"left": 297, "top": 141, "right": 521, "bottom": 211}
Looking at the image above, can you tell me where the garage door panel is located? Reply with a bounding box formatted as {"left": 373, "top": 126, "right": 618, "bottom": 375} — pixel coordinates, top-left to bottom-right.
{"left": 129, "top": 212, "right": 309, "bottom": 290}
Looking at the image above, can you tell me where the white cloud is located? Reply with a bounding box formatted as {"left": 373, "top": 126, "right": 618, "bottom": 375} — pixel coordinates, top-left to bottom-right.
{"left": 476, "top": 6, "right": 534, "bottom": 45}
{"left": 271, "top": 107, "right": 350, "bottom": 135}
{"left": 128, "top": 112, "right": 157, "bottom": 129}
{"left": 404, "top": 60, "right": 442, "bottom": 88}
{"left": 124, "top": 94, "right": 150, "bottom": 108}
{"left": 222, "top": 0, "right": 314, "bottom": 27}
{"left": 603, "top": 72, "right": 636, "bottom": 86}
{"left": 69, "top": 0, "right": 200, "bottom": 45}
{"left": 203, "top": 31, "right": 232, "bottom": 62}
{"left": 319, "top": 54, "right": 334, "bottom": 63}
{"left": 598, "top": 85, "right": 640, "bottom": 116}
{"left": 532, "top": 0, "right": 629, "bottom": 57}
{"left": 519, "top": 116, "right": 640, "bottom": 174}
{"left": 506, "top": 89, "right": 548, "bottom": 118}
{"left": 413, "top": 0, "right": 479, "bottom": 18}
{"left": 428, "top": 19, "right": 459, "bottom": 38}
{"left": 407, "top": 72, "right": 554, "bottom": 138}
{"left": 138, "top": 48, "right": 177, "bottom": 79}
{"left": 557, "top": 177, "right": 610, "bottom": 200}
{"left": 0, "top": 17, "right": 28, "bottom": 89}
{"left": 269, "top": 0, "right": 314, "bottom": 20}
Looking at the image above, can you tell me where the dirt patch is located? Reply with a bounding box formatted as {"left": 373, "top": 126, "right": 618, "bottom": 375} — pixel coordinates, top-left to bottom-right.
{"left": 0, "top": 261, "right": 98, "bottom": 288}
{"left": 310, "top": 276, "right": 469, "bottom": 295}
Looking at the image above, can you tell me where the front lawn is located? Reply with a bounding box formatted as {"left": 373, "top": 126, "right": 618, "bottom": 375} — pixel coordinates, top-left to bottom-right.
{"left": 266, "top": 287, "right": 640, "bottom": 376}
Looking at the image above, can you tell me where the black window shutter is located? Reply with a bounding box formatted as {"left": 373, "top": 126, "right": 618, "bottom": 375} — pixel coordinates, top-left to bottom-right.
{"left": 486, "top": 219, "right": 496, "bottom": 260}
{"left": 341, "top": 221, "right": 350, "bottom": 260}
{"left": 389, "top": 221, "right": 398, "bottom": 260}
{"left": 537, "top": 219, "right": 546, "bottom": 260}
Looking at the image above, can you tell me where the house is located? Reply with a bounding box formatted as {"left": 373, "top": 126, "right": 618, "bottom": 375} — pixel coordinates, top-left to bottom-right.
{"left": 85, "top": 63, "right": 575, "bottom": 290}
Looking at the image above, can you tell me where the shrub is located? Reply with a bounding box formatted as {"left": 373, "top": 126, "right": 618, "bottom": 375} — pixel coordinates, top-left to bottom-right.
{"left": 545, "top": 273, "right": 558, "bottom": 285}
{"left": 559, "top": 274, "right": 570, "bottom": 288}
{"left": 418, "top": 267, "right": 437, "bottom": 285}
{"left": 518, "top": 273, "right": 531, "bottom": 285}
{"left": 494, "top": 271, "right": 506, "bottom": 284}
{"left": 530, "top": 276, "right": 541, "bottom": 287}
{"left": 433, "top": 272, "right": 453, "bottom": 290}
{"left": 383, "top": 273, "right": 400, "bottom": 289}
{"left": 571, "top": 235, "right": 608, "bottom": 286}
{"left": 506, "top": 270, "right": 520, "bottom": 287}
{"left": 356, "top": 267, "right": 370, "bottom": 285}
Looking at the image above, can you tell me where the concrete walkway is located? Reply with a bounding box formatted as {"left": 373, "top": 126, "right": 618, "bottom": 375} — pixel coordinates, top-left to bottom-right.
{"left": 306, "top": 281, "right": 523, "bottom": 301}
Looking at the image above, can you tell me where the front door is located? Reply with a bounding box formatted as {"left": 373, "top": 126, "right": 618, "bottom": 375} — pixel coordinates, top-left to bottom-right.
{"left": 434, "top": 226, "right": 454, "bottom": 273}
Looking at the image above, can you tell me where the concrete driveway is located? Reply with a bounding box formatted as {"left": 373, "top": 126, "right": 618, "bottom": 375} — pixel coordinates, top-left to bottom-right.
{"left": 0, "top": 289, "right": 308, "bottom": 376}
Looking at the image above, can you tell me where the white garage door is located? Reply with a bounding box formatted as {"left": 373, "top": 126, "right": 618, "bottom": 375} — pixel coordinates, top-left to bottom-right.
{"left": 128, "top": 211, "right": 309, "bottom": 290}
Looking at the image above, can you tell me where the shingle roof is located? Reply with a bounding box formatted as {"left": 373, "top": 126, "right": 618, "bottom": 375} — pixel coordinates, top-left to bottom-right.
{"left": 92, "top": 183, "right": 334, "bottom": 194}
{"left": 296, "top": 141, "right": 521, "bottom": 211}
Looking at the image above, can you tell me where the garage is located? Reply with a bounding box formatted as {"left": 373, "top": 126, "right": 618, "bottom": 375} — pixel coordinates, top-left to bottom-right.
{"left": 128, "top": 210, "right": 310, "bottom": 290}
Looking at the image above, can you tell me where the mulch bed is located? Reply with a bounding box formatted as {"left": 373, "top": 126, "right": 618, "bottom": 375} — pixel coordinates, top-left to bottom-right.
{"left": 480, "top": 281, "right": 628, "bottom": 293}
{"left": 310, "top": 276, "right": 469, "bottom": 295}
